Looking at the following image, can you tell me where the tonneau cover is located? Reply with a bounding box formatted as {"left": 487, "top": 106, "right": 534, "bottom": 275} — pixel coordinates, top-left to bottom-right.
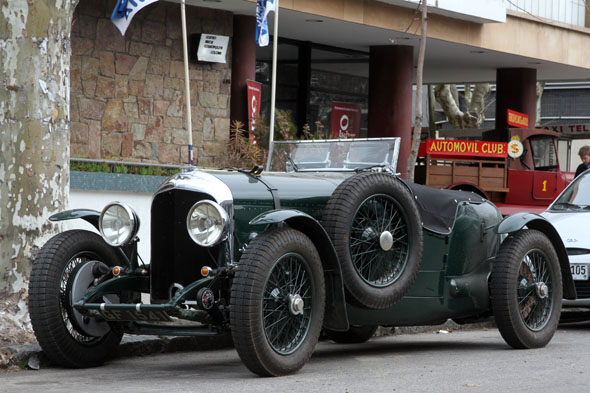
{"left": 400, "top": 180, "right": 487, "bottom": 235}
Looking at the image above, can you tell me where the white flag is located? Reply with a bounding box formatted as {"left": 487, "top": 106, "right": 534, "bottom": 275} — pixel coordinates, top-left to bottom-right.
{"left": 111, "top": 0, "right": 159, "bottom": 36}
{"left": 256, "top": 0, "right": 276, "bottom": 47}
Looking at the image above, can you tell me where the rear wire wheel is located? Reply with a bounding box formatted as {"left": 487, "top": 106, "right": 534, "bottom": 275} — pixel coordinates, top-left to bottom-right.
{"left": 231, "top": 228, "right": 325, "bottom": 376}
{"left": 491, "top": 229, "right": 562, "bottom": 349}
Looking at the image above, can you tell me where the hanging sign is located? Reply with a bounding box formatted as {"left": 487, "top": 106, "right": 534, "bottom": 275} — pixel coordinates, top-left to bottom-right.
{"left": 507, "top": 109, "right": 529, "bottom": 128}
{"left": 330, "top": 102, "right": 361, "bottom": 138}
{"left": 246, "top": 80, "right": 262, "bottom": 142}
{"left": 426, "top": 139, "right": 508, "bottom": 158}
{"left": 197, "top": 34, "right": 229, "bottom": 63}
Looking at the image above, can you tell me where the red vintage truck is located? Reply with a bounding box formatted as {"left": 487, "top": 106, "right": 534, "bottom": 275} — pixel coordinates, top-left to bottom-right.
{"left": 414, "top": 128, "right": 575, "bottom": 215}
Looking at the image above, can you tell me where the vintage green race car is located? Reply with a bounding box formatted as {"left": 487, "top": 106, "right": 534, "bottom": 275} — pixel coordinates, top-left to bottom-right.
{"left": 29, "top": 138, "right": 575, "bottom": 377}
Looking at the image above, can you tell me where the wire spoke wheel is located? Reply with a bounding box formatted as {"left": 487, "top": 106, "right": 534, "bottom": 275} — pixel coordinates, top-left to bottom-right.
{"left": 517, "top": 250, "right": 553, "bottom": 331}
{"left": 323, "top": 173, "right": 422, "bottom": 309}
{"left": 263, "top": 253, "right": 313, "bottom": 355}
{"left": 29, "top": 230, "right": 124, "bottom": 367}
{"left": 491, "top": 229, "right": 562, "bottom": 349}
{"left": 350, "top": 194, "right": 409, "bottom": 287}
{"left": 60, "top": 252, "right": 103, "bottom": 344}
{"left": 231, "top": 228, "right": 325, "bottom": 377}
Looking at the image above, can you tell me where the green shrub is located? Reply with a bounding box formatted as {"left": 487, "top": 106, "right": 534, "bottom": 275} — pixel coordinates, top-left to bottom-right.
{"left": 70, "top": 160, "right": 180, "bottom": 177}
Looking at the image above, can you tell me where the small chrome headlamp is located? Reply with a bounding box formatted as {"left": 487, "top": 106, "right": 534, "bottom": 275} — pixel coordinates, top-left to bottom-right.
{"left": 187, "top": 200, "right": 228, "bottom": 247}
{"left": 99, "top": 202, "right": 140, "bottom": 247}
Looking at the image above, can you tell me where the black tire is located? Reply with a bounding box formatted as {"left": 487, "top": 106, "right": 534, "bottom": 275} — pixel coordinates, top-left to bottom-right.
{"left": 323, "top": 173, "right": 423, "bottom": 309}
{"left": 324, "top": 325, "right": 378, "bottom": 344}
{"left": 29, "top": 230, "right": 124, "bottom": 367}
{"left": 491, "top": 229, "right": 562, "bottom": 349}
{"left": 230, "top": 228, "right": 325, "bottom": 376}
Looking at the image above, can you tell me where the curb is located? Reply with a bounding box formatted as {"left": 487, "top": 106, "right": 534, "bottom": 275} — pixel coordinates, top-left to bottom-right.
{"left": 1, "top": 333, "right": 235, "bottom": 372}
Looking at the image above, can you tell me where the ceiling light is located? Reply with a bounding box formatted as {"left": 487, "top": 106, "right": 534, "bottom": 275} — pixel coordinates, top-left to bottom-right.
{"left": 305, "top": 19, "right": 323, "bottom": 23}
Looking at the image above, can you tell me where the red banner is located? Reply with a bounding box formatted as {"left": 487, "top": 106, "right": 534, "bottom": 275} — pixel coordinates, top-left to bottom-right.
{"left": 426, "top": 139, "right": 508, "bottom": 158}
{"left": 330, "top": 102, "right": 361, "bottom": 138}
{"left": 507, "top": 109, "right": 529, "bottom": 128}
{"left": 246, "top": 80, "right": 262, "bottom": 142}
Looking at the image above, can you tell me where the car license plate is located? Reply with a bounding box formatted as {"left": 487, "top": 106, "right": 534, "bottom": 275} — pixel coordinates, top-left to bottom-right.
{"left": 99, "top": 308, "right": 172, "bottom": 322}
{"left": 570, "top": 263, "right": 589, "bottom": 280}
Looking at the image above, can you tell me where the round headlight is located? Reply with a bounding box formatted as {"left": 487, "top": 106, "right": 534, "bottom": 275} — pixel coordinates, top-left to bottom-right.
{"left": 187, "top": 200, "right": 228, "bottom": 247}
{"left": 99, "top": 202, "right": 140, "bottom": 247}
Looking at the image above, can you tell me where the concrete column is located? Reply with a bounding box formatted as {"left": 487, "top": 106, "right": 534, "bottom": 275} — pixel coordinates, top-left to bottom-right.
{"left": 495, "top": 68, "right": 537, "bottom": 129}
{"left": 230, "top": 15, "right": 257, "bottom": 130}
{"left": 368, "top": 45, "right": 413, "bottom": 177}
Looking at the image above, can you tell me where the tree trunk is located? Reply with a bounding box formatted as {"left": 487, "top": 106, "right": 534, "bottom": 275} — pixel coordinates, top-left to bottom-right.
{"left": 406, "top": 1, "right": 427, "bottom": 181}
{"left": 428, "top": 85, "right": 436, "bottom": 138}
{"left": 0, "top": 1, "right": 76, "bottom": 340}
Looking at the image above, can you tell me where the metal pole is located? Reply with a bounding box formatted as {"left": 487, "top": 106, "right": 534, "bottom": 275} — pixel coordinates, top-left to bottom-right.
{"left": 181, "top": 0, "right": 193, "bottom": 165}
{"left": 265, "top": 0, "right": 279, "bottom": 171}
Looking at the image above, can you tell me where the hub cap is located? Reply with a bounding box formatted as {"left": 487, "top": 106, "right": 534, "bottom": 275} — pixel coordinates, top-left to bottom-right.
{"left": 288, "top": 294, "right": 304, "bottom": 316}
{"left": 379, "top": 231, "right": 394, "bottom": 251}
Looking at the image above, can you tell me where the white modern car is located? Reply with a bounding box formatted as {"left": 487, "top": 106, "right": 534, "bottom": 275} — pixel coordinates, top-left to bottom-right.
{"left": 542, "top": 169, "right": 590, "bottom": 308}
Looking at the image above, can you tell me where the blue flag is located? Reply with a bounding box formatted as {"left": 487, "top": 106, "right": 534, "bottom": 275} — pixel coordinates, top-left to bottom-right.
{"left": 256, "top": 0, "right": 276, "bottom": 47}
{"left": 111, "top": 0, "right": 159, "bottom": 36}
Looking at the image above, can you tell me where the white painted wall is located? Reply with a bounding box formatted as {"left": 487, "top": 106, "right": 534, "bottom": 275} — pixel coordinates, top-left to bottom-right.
{"left": 67, "top": 190, "right": 153, "bottom": 263}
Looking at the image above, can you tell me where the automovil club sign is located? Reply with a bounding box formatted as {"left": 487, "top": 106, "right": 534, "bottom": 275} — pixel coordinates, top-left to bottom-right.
{"left": 426, "top": 139, "right": 508, "bottom": 158}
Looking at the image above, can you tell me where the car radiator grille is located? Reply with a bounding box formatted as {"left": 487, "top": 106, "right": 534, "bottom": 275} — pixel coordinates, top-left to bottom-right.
{"left": 150, "top": 189, "right": 220, "bottom": 302}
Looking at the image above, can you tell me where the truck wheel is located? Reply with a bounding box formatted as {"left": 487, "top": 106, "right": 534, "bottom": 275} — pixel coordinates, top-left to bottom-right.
{"left": 231, "top": 228, "right": 325, "bottom": 376}
{"left": 324, "top": 325, "right": 378, "bottom": 344}
{"left": 29, "top": 230, "right": 124, "bottom": 368}
{"left": 491, "top": 229, "right": 562, "bottom": 349}
{"left": 323, "top": 173, "right": 423, "bottom": 309}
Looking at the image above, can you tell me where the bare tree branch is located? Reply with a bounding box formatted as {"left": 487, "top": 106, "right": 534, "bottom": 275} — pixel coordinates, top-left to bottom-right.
{"left": 434, "top": 83, "right": 490, "bottom": 129}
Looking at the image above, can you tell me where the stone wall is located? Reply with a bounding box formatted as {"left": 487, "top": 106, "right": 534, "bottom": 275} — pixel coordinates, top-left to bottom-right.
{"left": 70, "top": 0, "right": 232, "bottom": 165}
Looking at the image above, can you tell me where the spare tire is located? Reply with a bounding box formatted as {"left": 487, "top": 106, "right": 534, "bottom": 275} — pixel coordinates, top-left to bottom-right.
{"left": 323, "top": 172, "right": 423, "bottom": 309}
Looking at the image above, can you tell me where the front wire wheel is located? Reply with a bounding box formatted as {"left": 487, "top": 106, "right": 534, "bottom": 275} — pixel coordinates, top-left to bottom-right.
{"left": 491, "top": 229, "right": 562, "bottom": 349}
{"left": 231, "top": 228, "right": 325, "bottom": 376}
{"left": 29, "top": 230, "right": 124, "bottom": 367}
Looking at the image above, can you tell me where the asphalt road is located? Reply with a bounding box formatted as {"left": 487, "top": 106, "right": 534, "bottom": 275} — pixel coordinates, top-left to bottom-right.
{"left": 2, "top": 323, "right": 590, "bottom": 393}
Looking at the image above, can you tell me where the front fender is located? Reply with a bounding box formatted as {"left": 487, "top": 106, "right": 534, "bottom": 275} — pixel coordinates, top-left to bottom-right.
{"left": 49, "top": 209, "right": 101, "bottom": 230}
{"left": 495, "top": 212, "right": 576, "bottom": 299}
{"left": 250, "top": 209, "right": 349, "bottom": 331}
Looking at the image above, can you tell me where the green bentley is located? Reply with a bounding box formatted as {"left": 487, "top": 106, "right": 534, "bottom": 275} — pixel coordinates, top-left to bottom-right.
{"left": 29, "top": 138, "right": 575, "bottom": 377}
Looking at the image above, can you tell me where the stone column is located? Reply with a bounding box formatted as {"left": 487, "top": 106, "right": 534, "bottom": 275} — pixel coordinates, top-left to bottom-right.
{"left": 230, "top": 15, "right": 257, "bottom": 131}
{"left": 368, "top": 45, "right": 413, "bottom": 177}
{"left": 495, "top": 68, "right": 537, "bottom": 129}
{"left": 0, "top": 0, "right": 75, "bottom": 332}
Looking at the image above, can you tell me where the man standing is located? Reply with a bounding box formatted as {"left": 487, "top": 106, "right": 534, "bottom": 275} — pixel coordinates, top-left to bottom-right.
{"left": 575, "top": 145, "right": 590, "bottom": 177}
